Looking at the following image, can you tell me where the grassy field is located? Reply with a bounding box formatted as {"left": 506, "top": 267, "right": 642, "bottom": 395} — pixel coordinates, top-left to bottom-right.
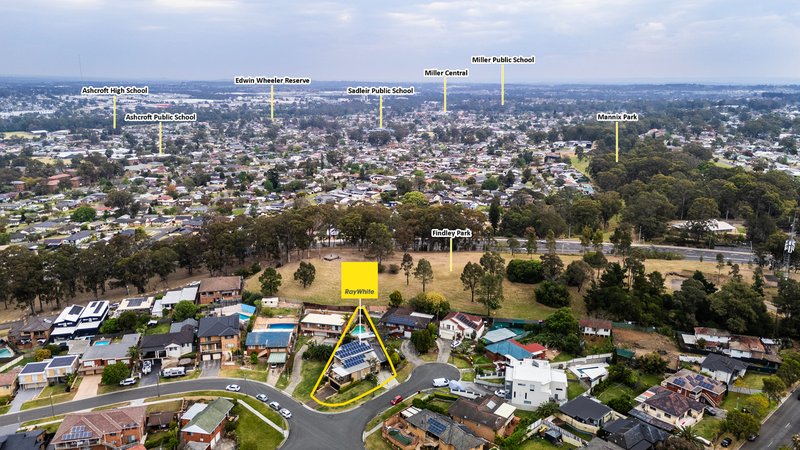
{"left": 520, "top": 437, "right": 577, "bottom": 449}
{"left": 146, "top": 400, "right": 183, "bottom": 413}
{"left": 365, "top": 431, "right": 396, "bottom": 450}
{"left": 733, "top": 373, "right": 769, "bottom": 390}
{"left": 292, "top": 360, "right": 324, "bottom": 401}
{"left": 694, "top": 416, "right": 723, "bottom": 439}
{"left": 568, "top": 382, "right": 587, "bottom": 400}
{"left": 145, "top": 322, "right": 171, "bottom": 335}
{"left": 318, "top": 380, "right": 383, "bottom": 411}
{"left": 1, "top": 131, "right": 36, "bottom": 139}
{"left": 232, "top": 403, "right": 285, "bottom": 449}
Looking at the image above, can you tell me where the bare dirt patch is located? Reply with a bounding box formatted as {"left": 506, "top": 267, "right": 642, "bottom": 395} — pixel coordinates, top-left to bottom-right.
{"left": 613, "top": 328, "right": 679, "bottom": 358}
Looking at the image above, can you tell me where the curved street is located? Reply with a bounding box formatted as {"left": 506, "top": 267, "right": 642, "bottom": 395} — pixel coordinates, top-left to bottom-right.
{"left": 0, "top": 363, "right": 460, "bottom": 450}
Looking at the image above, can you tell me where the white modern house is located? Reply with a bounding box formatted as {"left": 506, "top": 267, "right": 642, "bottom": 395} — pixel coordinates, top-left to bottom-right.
{"left": 502, "top": 358, "right": 568, "bottom": 410}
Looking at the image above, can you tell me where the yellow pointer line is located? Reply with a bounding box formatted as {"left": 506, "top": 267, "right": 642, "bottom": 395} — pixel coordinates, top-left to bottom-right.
{"left": 501, "top": 64, "right": 505, "bottom": 106}
{"left": 379, "top": 95, "right": 383, "bottom": 128}
{"left": 113, "top": 95, "right": 117, "bottom": 129}
{"left": 449, "top": 237, "right": 453, "bottom": 272}
{"left": 615, "top": 121, "right": 619, "bottom": 162}
{"left": 159, "top": 122, "right": 162, "bottom": 156}
{"left": 270, "top": 84, "right": 274, "bottom": 121}
{"left": 443, "top": 76, "right": 447, "bottom": 112}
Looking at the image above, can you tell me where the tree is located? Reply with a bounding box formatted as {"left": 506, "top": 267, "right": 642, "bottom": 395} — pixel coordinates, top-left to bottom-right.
{"left": 35, "top": 348, "right": 52, "bottom": 362}
{"left": 610, "top": 226, "right": 633, "bottom": 256}
{"left": 410, "top": 329, "right": 434, "bottom": 353}
{"left": 401, "top": 191, "right": 428, "bottom": 207}
{"left": 173, "top": 300, "right": 198, "bottom": 322}
{"left": 506, "top": 259, "right": 545, "bottom": 283}
{"left": 364, "top": 223, "right": 394, "bottom": 265}
{"left": 401, "top": 253, "right": 414, "bottom": 286}
{"left": 389, "top": 290, "right": 403, "bottom": 308}
{"left": 741, "top": 395, "right": 769, "bottom": 419}
{"left": 70, "top": 205, "right": 97, "bottom": 223}
{"left": 544, "top": 308, "right": 579, "bottom": 336}
{"left": 540, "top": 253, "right": 564, "bottom": 281}
{"left": 583, "top": 251, "right": 608, "bottom": 279}
{"left": 507, "top": 238, "right": 520, "bottom": 256}
{"left": 99, "top": 318, "right": 120, "bottom": 334}
{"left": 563, "top": 260, "right": 592, "bottom": 291}
{"left": 525, "top": 227, "right": 538, "bottom": 257}
{"left": 460, "top": 262, "right": 484, "bottom": 303}
{"left": 477, "top": 273, "right": 504, "bottom": 316}
{"left": 294, "top": 261, "right": 316, "bottom": 288}
{"left": 715, "top": 253, "right": 725, "bottom": 283}
{"left": 535, "top": 281, "right": 571, "bottom": 307}
{"left": 723, "top": 410, "right": 760, "bottom": 439}
{"left": 638, "top": 352, "right": 667, "bottom": 374}
{"left": 480, "top": 251, "right": 506, "bottom": 277}
{"left": 763, "top": 375, "right": 787, "bottom": 404}
{"left": 622, "top": 191, "right": 675, "bottom": 240}
{"left": 607, "top": 395, "right": 634, "bottom": 414}
{"left": 414, "top": 258, "right": 434, "bottom": 292}
{"left": 101, "top": 362, "right": 131, "bottom": 385}
{"left": 259, "top": 267, "right": 282, "bottom": 296}
{"left": 489, "top": 196, "right": 502, "bottom": 233}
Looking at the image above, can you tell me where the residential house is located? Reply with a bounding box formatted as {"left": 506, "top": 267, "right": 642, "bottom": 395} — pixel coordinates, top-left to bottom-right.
{"left": 568, "top": 363, "right": 609, "bottom": 389}
{"left": 599, "top": 417, "right": 669, "bottom": 450}
{"left": 198, "top": 315, "right": 240, "bottom": 361}
{"left": 481, "top": 328, "right": 518, "bottom": 345}
{"left": 635, "top": 386, "right": 704, "bottom": 428}
{"left": 485, "top": 339, "right": 545, "bottom": 364}
{"left": 503, "top": 358, "right": 568, "bottom": 410}
{"left": 153, "top": 286, "right": 198, "bottom": 318}
{"left": 8, "top": 315, "right": 54, "bottom": 348}
{"left": 74, "top": 300, "right": 109, "bottom": 339}
{"left": 50, "top": 406, "right": 146, "bottom": 450}
{"left": 327, "top": 340, "right": 381, "bottom": 390}
{"left": 447, "top": 395, "right": 517, "bottom": 442}
{"left": 198, "top": 276, "right": 243, "bottom": 305}
{"left": 139, "top": 325, "right": 195, "bottom": 363}
{"left": 180, "top": 398, "right": 234, "bottom": 449}
{"left": 244, "top": 330, "right": 294, "bottom": 365}
{"left": 114, "top": 297, "right": 154, "bottom": 317}
{"left": 439, "top": 312, "right": 485, "bottom": 341}
{"left": 662, "top": 369, "right": 726, "bottom": 407}
{"left": 557, "top": 396, "right": 615, "bottom": 434}
{"left": 170, "top": 318, "right": 199, "bottom": 334}
{"left": 78, "top": 334, "right": 140, "bottom": 375}
{"left": 701, "top": 353, "right": 748, "bottom": 385}
{"left": 0, "top": 430, "right": 47, "bottom": 450}
{"left": 379, "top": 307, "right": 434, "bottom": 338}
{"left": 50, "top": 305, "right": 85, "bottom": 344}
{"left": 0, "top": 368, "right": 20, "bottom": 397}
{"left": 579, "top": 319, "right": 613, "bottom": 337}
{"left": 17, "top": 356, "right": 79, "bottom": 390}
{"left": 384, "top": 407, "right": 485, "bottom": 450}
{"left": 300, "top": 312, "right": 345, "bottom": 338}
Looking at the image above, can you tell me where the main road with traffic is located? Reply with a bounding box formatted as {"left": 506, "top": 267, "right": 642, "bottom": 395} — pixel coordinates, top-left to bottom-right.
{"left": 0, "top": 363, "right": 460, "bottom": 450}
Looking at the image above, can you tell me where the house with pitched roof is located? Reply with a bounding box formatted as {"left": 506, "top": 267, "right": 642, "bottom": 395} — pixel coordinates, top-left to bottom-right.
{"left": 0, "top": 429, "right": 47, "bottom": 450}
{"left": 485, "top": 339, "right": 545, "bottom": 364}
{"left": 447, "top": 395, "right": 517, "bottom": 442}
{"left": 0, "top": 368, "right": 20, "bottom": 397}
{"left": 439, "top": 312, "right": 485, "bottom": 341}
{"left": 245, "top": 330, "right": 294, "bottom": 364}
{"left": 180, "top": 398, "right": 234, "bottom": 449}
{"left": 198, "top": 315, "right": 240, "bottom": 361}
{"left": 662, "top": 369, "right": 726, "bottom": 407}
{"left": 701, "top": 353, "right": 748, "bottom": 385}
{"left": 51, "top": 406, "right": 146, "bottom": 450}
{"left": 300, "top": 312, "right": 345, "bottom": 338}
{"left": 17, "top": 355, "right": 79, "bottom": 390}
{"left": 597, "top": 417, "right": 669, "bottom": 450}
{"left": 327, "top": 340, "right": 381, "bottom": 390}
{"left": 384, "top": 407, "right": 486, "bottom": 450}
{"left": 557, "top": 396, "right": 616, "bottom": 434}
{"left": 7, "top": 315, "right": 54, "bottom": 348}
{"left": 198, "top": 276, "right": 243, "bottom": 305}
{"left": 580, "top": 319, "right": 613, "bottom": 337}
{"left": 139, "top": 325, "right": 195, "bottom": 363}
{"left": 635, "top": 386, "right": 704, "bottom": 428}
{"left": 78, "top": 334, "right": 140, "bottom": 375}
{"left": 379, "top": 307, "right": 434, "bottom": 338}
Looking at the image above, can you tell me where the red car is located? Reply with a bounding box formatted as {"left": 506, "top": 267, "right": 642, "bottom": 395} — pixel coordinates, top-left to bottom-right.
{"left": 391, "top": 395, "right": 403, "bottom": 405}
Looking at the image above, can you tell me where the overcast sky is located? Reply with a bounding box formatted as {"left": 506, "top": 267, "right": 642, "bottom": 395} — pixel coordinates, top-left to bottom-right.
{"left": 1, "top": 0, "right": 799, "bottom": 83}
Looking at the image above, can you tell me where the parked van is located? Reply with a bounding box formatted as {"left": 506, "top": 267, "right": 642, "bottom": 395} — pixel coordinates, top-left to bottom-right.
{"left": 161, "top": 367, "right": 186, "bottom": 378}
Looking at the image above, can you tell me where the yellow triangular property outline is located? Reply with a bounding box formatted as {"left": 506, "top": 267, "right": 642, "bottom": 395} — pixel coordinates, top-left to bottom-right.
{"left": 310, "top": 305, "right": 397, "bottom": 407}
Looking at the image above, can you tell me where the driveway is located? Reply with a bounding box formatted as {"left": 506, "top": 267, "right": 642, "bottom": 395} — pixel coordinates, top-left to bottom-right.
{"left": 8, "top": 386, "right": 41, "bottom": 413}
{"left": 436, "top": 338, "right": 452, "bottom": 363}
{"left": 400, "top": 340, "right": 424, "bottom": 367}
{"left": 139, "top": 361, "right": 161, "bottom": 387}
{"left": 73, "top": 375, "right": 100, "bottom": 401}
{"left": 200, "top": 360, "right": 221, "bottom": 378}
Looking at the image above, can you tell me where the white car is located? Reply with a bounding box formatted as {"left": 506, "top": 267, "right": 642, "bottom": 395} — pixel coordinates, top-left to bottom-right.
{"left": 451, "top": 340, "right": 462, "bottom": 349}
{"left": 119, "top": 377, "right": 137, "bottom": 386}
{"left": 256, "top": 394, "right": 269, "bottom": 402}
{"left": 269, "top": 401, "right": 281, "bottom": 411}
{"left": 432, "top": 378, "right": 450, "bottom": 387}
{"left": 225, "top": 384, "right": 241, "bottom": 392}
{"left": 494, "top": 389, "right": 508, "bottom": 397}
{"left": 279, "top": 408, "right": 292, "bottom": 419}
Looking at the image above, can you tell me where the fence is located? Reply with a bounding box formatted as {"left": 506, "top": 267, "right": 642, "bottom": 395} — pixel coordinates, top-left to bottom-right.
{"left": 729, "top": 386, "right": 762, "bottom": 394}
{"left": 612, "top": 321, "right": 659, "bottom": 333}
{"left": 449, "top": 388, "right": 482, "bottom": 400}
{"left": 551, "top": 353, "right": 613, "bottom": 370}
{"left": 0, "top": 355, "right": 23, "bottom": 373}
{"left": 526, "top": 418, "right": 588, "bottom": 447}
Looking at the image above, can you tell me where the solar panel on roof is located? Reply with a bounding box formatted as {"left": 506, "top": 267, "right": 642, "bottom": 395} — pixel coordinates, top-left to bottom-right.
{"left": 673, "top": 378, "right": 685, "bottom": 386}
{"left": 391, "top": 316, "right": 419, "bottom": 327}
{"left": 427, "top": 418, "right": 447, "bottom": 436}
{"left": 71, "top": 426, "right": 85, "bottom": 432}
{"left": 93, "top": 302, "right": 104, "bottom": 313}
{"left": 343, "top": 354, "right": 366, "bottom": 369}
{"left": 456, "top": 313, "right": 479, "bottom": 329}
{"left": 70, "top": 305, "right": 82, "bottom": 315}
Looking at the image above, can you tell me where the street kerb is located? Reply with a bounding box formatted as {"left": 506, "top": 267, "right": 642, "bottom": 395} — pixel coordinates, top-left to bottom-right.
{"left": 310, "top": 305, "right": 397, "bottom": 407}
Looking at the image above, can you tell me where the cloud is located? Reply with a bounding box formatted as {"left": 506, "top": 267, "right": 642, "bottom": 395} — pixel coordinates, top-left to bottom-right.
{"left": 150, "top": 0, "right": 238, "bottom": 11}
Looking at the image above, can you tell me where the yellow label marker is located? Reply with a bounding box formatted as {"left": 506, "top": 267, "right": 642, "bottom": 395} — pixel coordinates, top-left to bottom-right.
{"left": 159, "top": 122, "right": 163, "bottom": 156}
{"left": 379, "top": 95, "right": 383, "bottom": 128}
{"left": 113, "top": 95, "right": 117, "bottom": 129}
{"left": 270, "top": 84, "right": 274, "bottom": 121}
{"left": 310, "top": 305, "right": 397, "bottom": 407}
{"left": 341, "top": 262, "right": 378, "bottom": 299}
{"left": 615, "top": 121, "right": 619, "bottom": 163}
{"left": 443, "top": 76, "right": 447, "bottom": 112}
{"left": 501, "top": 64, "right": 505, "bottom": 106}
{"left": 450, "top": 237, "right": 453, "bottom": 272}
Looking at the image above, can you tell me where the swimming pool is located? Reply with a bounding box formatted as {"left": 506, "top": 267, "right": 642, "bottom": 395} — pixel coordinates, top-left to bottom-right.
{"left": 351, "top": 325, "right": 367, "bottom": 336}
{"left": 239, "top": 313, "right": 252, "bottom": 321}
{"left": 0, "top": 348, "right": 13, "bottom": 358}
{"left": 93, "top": 340, "right": 110, "bottom": 346}
{"left": 269, "top": 323, "right": 296, "bottom": 330}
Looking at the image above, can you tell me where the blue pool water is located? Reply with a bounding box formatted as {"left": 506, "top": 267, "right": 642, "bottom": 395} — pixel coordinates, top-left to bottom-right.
{"left": 351, "top": 325, "right": 367, "bottom": 336}
{"left": 269, "top": 323, "right": 296, "bottom": 330}
{"left": 93, "top": 340, "right": 110, "bottom": 346}
{"left": 239, "top": 313, "right": 251, "bottom": 321}
{"left": 0, "top": 348, "right": 13, "bottom": 358}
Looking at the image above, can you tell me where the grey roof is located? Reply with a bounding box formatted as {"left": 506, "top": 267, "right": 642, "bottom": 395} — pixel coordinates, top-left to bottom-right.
{"left": 405, "top": 409, "right": 485, "bottom": 450}
{"left": 19, "top": 362, "right": 48, "bottom": 374}
{"left": 0, "top": 429, "right": 45, "bottom": 449}
{"left": 701, "top": 352, "right": 748, "bottom": 373}
{"left": 82, "top": 335, "right": 140, "bottom": 360}
{"left": 48, "top": 355, "right": 78, "bottom": 368}
{"left": 603, "top": 417, "right": 669, "bottom": 450}
{"left": 140, "top": 325, "right": 195, "bottom": 351}
{"left": 170, "top": 318, "right": 198, "bottom": 333}
{"left": 198, "top": 315, "right": 239, "bottom": 338}
{"left": 583, "top": 438, "right": 625, "bottom": 450}
{"left": 559, "top": 396, "right": 612, "bottom": 422}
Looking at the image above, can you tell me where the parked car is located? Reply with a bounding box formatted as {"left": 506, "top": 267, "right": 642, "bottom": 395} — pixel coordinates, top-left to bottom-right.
{"left": 494, "top": 389, "right": 508, "bottom": 397}
{"left": 432, "top": 378, "right": 449, "bottom": 387}
{"left": 391, "top": 395, "right": 403, "bottom": 405}
{"left": 704, "top": 407, "right": 716, "bottom": 417}
{"left": 256, "top": 394, "right": 269, "bottom": 402}
{"left": 269, "top": 401, "right": 281, "bottom": 411}
{"left": 279, "top": 408, "right": 292, "bottom": 419}
{"left": 747, "top": 434, "right": 759, "bottom": 441}
{"left": 451, "top": 340, "right": 462, "bottom": 349}
{"left": 721, "top": 437, "right": 732, "bottom": 447}
{"left": 119, "top": 377, "right": 137, "bottom": 386}
{"left": 225, "top": 384, "right": 241, "bottom": 392}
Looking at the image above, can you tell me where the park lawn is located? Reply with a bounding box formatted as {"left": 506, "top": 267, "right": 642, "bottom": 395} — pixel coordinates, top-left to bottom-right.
{"left": 733, "top": 373, "right": 770, "bottom": 390}
{"left": 365, "top": 431, "right": 396, "bottom": 450}
{"left": 144, "top": 322, "right": 171, "bottom": 335}
{"left": 1, "top": 131, "right": 35, "bottom": 139}
{"left": 233, "top": 404, "right": 284, "bottom": 450}
{"left": 638, "top": 373, "right": 664, "bottom": 387}
{"left": 569, "top": 153, "right": 591, "bottom": 179}
{"left": 568, "top": 382, "right": 587, "bottom": 400}
{"left": 694, "top": 416, "right": 723, "bottom": 440}
{"left": 292, "top": 360, "right": 324, "bottom": 401}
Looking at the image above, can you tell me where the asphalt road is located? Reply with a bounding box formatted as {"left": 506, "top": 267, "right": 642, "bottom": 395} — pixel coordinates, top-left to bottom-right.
{"left": 740, "top": 387, "right": 800, "bottom": 450}
{"left": 0, "top": 362, "right": 459, "bottom": 450}
{"left": 546, "top": 239, "right": 754, "bottom": 264}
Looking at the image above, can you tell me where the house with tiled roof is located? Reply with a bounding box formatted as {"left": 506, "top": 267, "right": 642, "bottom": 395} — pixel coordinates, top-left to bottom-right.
{"left": 198, "top": 276, "right": 243, "bottom": 305}
{"left": 598, "top": 417, "right": 669, "bottom": 450}
{"left": 198, "top": 315, "right": 240, "bottom": 361}
{"left": 447, "top": 395, "right": 517, "bottom": 442}
{"left": 385, "top": 407, "right": 485, "bottom": 450}
{"left": 635, "top": 386, "right": 704, "bottom": 428}
{"left": 139, "top": 325, "right": 195, "bottom": 363}
{"left": 78, "top": 334, "right": 139, "bottom": 375}
{"left": 662, "top": 369, "right": 726, "bottom": 407}
{"left": 0, "top": 429, "right": 47, "bottom": 450}
{"left": 580, "top": 319, "right": 612, "bottom": 337}
{"left": 485, "top": 339, "right": 545, "bottom": 363}
{"left": 557, "top": 396, "right": 616, "bottom": 434}
{"left": 701, "top": 353, "right": 748, "bottom": 385}
{"left": 379, "top": 307, "right": 434, "bottom": 338}
{"left": 0, "top": 368, "right": 20, "bottom": 397}
{"left": 51, "top": 406, "right": 146, "bottom": 450}
{"left": 180, "top": 398, "right": 234, "bottom": 449}
{"left": 439, "top": 312, "right": 485, "bottom": 341}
